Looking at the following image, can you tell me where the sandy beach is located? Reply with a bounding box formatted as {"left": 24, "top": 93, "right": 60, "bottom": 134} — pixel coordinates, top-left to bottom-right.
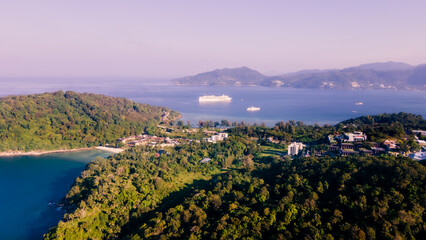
{"left": 95, "top": 146, "right": 125, "bottom": 153}
{"left": 0, "top": 146, "right": 125, "bottom": 157}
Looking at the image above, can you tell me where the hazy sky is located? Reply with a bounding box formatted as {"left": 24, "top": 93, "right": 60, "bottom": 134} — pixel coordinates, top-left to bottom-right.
{"left": 1, "top": 0, "right": 426, "bottom": 78}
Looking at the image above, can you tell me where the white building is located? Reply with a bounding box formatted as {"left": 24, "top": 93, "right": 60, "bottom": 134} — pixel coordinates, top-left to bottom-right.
{"left": 415, "top": 137, "right": 426, "bottom": 146}
{"left": 345, "top": 131, "right": 367, "bottom": 142}
{"left": 410, "top": 151, "right": 426, "bottom": 161}
{"left": 204, "top": 132, "right": 229, "bottom": 143}
{"left": 412, "top": 130, "right": 426, "bottom": 136}
{"left": 288, "top": 142, "right": 305, "bottom": 156}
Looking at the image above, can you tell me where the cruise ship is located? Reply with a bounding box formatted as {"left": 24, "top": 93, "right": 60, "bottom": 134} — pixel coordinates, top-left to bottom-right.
{"left": 198, "top": 94, "right": 232, "bottom": 102}
{"left": 247, "top": 106, "right": 261, "bottom": 111}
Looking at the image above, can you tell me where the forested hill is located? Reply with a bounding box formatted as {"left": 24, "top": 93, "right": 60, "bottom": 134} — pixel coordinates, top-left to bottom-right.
{"left": 44, "top": 143, "right": 426, "bottom": 239}
{"left": 43, "top": 111, "right": 426, "bottom": 240}
{"left": 340, "top": 112, "right": 426, "bottom": 129}
{"left": 0, "top": 91, "right": 179, "bottom": 152}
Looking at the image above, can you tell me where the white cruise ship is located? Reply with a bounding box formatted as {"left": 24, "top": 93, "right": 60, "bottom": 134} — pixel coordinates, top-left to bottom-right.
{"left": 199, "top": 95, "right": 232, "bottom": 102}
{"left": 247, "top": 106, "right": 260, "bottom": 111}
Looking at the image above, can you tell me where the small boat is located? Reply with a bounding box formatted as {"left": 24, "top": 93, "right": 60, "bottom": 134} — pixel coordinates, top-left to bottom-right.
{"left": 355, "top": 102, "right": 363, "bottom": 105}
{"left": 247, "top": 106, "right": 260, "bottom": 111}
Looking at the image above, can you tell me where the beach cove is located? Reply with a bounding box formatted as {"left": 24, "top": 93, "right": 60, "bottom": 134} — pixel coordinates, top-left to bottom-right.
{"left": 0, "top": 146, "right": 125, "bottom": 157}
{"left": 0, "top": 149, "right": 113, "bottom": 239}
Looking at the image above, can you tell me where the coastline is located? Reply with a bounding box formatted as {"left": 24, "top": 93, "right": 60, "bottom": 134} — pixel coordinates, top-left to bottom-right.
{"left": 95, "top": 146, "right": 125, "bottom": 154}
{"left": 0, "top": 146, "right": 125, "bottom": 157}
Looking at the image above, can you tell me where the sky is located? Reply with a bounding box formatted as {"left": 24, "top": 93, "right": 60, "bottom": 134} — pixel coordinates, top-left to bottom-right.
{"left": 1, "top": 0, "right": 426, "bottom": 78}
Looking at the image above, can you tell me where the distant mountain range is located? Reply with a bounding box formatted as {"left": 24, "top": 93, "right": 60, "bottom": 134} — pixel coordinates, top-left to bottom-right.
{"left": 172, "top": 62, "right": 426, "bottom": 90}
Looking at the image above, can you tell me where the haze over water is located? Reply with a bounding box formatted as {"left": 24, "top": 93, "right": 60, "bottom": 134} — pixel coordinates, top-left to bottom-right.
{"left": 1, "top": 78, "right": 425, "bottom": 126}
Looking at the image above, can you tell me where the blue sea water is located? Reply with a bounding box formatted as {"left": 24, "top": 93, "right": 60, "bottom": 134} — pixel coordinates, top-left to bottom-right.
{"left": 0, "top": 78, "right": 425, "bottom": 126}
{"left": 0, "top": 150, "right": 111, "bottom": 240}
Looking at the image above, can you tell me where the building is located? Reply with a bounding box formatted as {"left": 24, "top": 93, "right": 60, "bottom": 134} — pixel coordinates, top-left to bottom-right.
{"left": 414, "top": 136, "right": 426, "bottom": 146}
{"left": 200, "top": 158, "right": 211, "bottom": 164}
{"left": 267, "top": 137, "right": 279, "bottom": 144}
{"left": 288, "top": 142, "right": 305, "bottom": 156}
{"left": 383, "top": 140, "right": 398, "bottom": 150}
{"left": 340, "top": 150, "right": 359, "bottom": 156}
{"left": 360, "top": 149, "right": 374, "bottom": 155}
{"left": 344, "top": 131, "right": 367, "bottom": 142}
{"left": 410, "top": 152, "right": 426, "bottom": 161}
{"left": 329, "top": 145, "right": 340, "bottom": 151}
{"left": 412, "top": 130, "right": 426, "bottom": 136}
{"left": 341, "top": 143, "right": 355, "bottom": 150}
{"left": 117, "top": 136, "right": 137, "bottom": 143}
{"left": 371, "top": 147, "right": 386, "bottom": 155}
{"left": 204, "top": 132, "right": 229, "bottom": 143}
{"left": 416, "top": 139, "right": 426, "bottom": 146}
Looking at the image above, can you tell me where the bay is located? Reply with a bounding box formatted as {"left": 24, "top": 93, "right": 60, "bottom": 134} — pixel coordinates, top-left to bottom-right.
{"left": 0, "top": 78, "right": 425, "bottom": 126}
{"left": 0, "top": 150, "right": 111, "bottom": 240}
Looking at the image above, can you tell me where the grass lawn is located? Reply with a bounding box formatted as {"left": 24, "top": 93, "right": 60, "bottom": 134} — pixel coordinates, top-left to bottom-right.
{"left": 260, "top": 145, "right": 287, "bottom": 157}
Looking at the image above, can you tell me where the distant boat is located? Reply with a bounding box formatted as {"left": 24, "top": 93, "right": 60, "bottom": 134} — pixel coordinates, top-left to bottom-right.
{"left": 199, "top": 94, "right": 232, "bottom": 102}
{"left": 355, "top": 102, "right": 363, "bottom": 105}
{"left": 247, "top": 106, "right": 260, "bottom": 111}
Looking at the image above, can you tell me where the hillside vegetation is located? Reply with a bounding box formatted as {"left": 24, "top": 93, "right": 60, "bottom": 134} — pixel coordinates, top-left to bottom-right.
{"left": 138, "top": 155, "right": 425, "bottom": 240}
{"left": 44, "top": 113, "right": 426, "bottom": 239}
{"left": 0, "top": 91, "right": 179, "bottom": 152}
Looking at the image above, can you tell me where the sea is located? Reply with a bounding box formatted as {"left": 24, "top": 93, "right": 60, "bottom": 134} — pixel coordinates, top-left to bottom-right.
{"left": 1, "top": 78, "right": 425, "bottom": 126}
{"left": 0, "top": 150, "right": 112, "bottom": 240}
{"left": 0, "top": 78, "right": 425, "bottom": 239}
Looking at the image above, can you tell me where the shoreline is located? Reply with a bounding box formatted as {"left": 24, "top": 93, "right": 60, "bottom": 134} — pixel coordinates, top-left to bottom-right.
{"left": 95, "top": 146, "right": 125, "bottom": 154}
{"left": 0, "top": 146, "right": 125, "bottom": 157}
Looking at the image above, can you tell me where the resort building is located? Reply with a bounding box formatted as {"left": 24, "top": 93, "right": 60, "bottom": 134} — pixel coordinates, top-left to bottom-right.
{"left": 344, "top": 131, "right": 367, "bottom": 142}
{"left": 383, "top": 140, "right": 398, "bottom": 150}
{"left": 204, "top": 132, "right": 229, "bottom": 143}
{"left": 200, "top": 158, "right": 212, "bottom": 164}
{"left": 412, "top": 130, "right": 426, "bottom": 136}
{"left": 410, "top": 151, "right": 426, "bottom": 161}
{"left": 288, "top": 142, "right": 305, "bottom": 156}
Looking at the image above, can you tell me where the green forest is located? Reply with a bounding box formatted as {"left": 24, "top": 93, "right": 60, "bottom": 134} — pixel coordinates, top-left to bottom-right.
{"left": 0, "top": 91, "right": 179, "bottom": 152}
{"left": 44, "top": 134, "right": 425, "bottom": 239}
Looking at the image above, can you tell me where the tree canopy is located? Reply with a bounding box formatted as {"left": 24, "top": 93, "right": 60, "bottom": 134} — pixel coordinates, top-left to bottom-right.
{"left": 0, "top": 91, "right": 179, "bottom": 152}
{"left": 45, "top": 139, "right": 425, "bottom": 239}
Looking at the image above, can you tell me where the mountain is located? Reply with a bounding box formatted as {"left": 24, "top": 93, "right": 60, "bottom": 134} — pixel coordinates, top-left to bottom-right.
{"left": 173, "top": 62, "right": 426, "bottom": 90}
{"left": 172, "top": 66, "right": 266, "bottom": 86}
{"left": 0, "top": 91, "right": 179, "bottom": 152}
{"left": 266, "top": 65, "right": 426, "bottom": 90}
{"left": 353, "top": 61, "right": 414, "bottom": 71}
{"left": 407, "top": 65, "right": 426, "bottom": 86}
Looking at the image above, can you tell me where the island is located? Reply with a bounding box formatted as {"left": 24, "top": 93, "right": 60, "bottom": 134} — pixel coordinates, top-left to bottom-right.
{"left": 172, "top": 62, "right": 426, "bottom": 91}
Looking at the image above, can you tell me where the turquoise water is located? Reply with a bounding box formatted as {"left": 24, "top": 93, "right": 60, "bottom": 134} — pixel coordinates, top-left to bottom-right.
{"left": 0, "top": 150, "right": 111, "bottom": 240}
